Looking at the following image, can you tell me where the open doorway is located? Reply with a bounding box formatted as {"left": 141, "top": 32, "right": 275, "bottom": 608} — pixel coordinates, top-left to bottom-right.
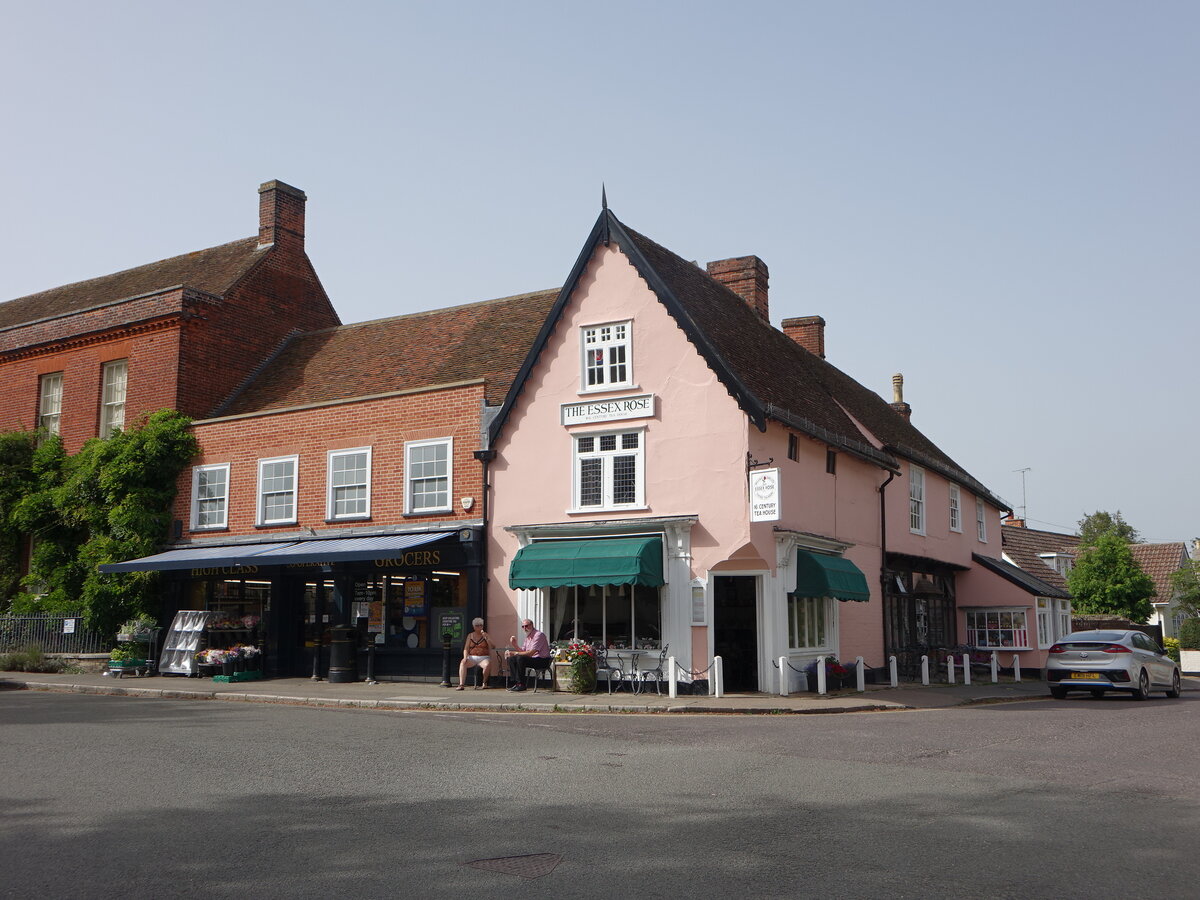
{"left": 713, "top": 575, "right": 759, "bottom": 692}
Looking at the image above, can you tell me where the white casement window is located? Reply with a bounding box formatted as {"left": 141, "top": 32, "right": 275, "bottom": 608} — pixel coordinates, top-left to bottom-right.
{"left": 547, "top": 583, "right": 663, "bottom": 649}
{"left": 949, "top": 484, "right": 962, "bottom": 533}
{"left": 909, "top": 465, "right": 925, "bottom": 534}
{"left": 191, "top": 464, "right": 230, "bottom": 530}
{"left": 976, "top": 498, "right": 987, "bottom": 542}
{"left": 1036, "top": 597, "right": 1053, "bottom": 648}
{"left": 99, "top": 359, "right": 127, "bottom": 439}
{"left": 1056, "top": 599, "right": 1072, "bottom": 640}
{"left": 405, "top": 439, "right": 451, "bottom": 514}
{"left": 573, "top": 430, "right": 644, "bottom": 510}
{"left": 789, "top": 594, "right": 834, "bottom": 651}
{"left": 38, "top": 372, "right": 63, "bottom": 436}
{"left": 581, "top": 321, "right": 632, "bottom": 391}
{"left": 257, "top": 456, "right": 298, "bottom": 525}
{"left": 328, "top": 448, "right": 371, "bottom": 520}
{"left": 965, "top": 608, "right": 1029, "bottom": 650}
{"left": 1039, "top": 552, "right": 1075, "bottom": 577}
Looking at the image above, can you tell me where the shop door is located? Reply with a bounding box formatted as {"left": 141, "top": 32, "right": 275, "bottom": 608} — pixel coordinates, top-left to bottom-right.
{"left": 713, "top": 576, "right": 759, "bottom": 692}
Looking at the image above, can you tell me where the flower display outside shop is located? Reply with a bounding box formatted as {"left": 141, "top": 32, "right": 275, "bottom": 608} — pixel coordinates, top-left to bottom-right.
{"left": 552, "top": 639, "right": 597, "bottom": 693}
{"left": 803, "top": 656, "right": 853, "bottom": 690}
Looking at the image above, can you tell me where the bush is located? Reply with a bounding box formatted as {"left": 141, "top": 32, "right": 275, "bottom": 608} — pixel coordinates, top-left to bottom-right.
{"left": 0, "top": 644, "right": 68, "bottom": 673}
{"left": 1179, "top": 619, "right": 1200, "bottom": 650}
{"left": 1164, "top": 637, "right": 1180, "bottom": 664}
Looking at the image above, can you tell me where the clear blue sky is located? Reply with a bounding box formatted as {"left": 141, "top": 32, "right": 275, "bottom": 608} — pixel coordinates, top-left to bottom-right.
{"left": 2, "top": 1, "right": 1195, "bottom": 543}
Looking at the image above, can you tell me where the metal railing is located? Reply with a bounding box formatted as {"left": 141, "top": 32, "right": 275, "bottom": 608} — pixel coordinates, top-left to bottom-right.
{"left": 0, "top": 613, "right": 107, "bottom": 654}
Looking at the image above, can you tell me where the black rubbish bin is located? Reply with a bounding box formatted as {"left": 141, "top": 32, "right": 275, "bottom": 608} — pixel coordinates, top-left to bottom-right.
{"left": 328, "top": 625, "right": 358, "bottom": 683}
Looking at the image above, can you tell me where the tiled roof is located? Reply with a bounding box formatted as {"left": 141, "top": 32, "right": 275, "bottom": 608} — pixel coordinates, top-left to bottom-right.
{"left": 1131, "top": 542, "right": 1189, "bottom": 603}
{"left": 216, "top": 289, "right": 559, "bottom": 416}
{"left": 0, "top": 238, "right": 267, "bottom": 331}
{"left": 617, "top": 223, "right": 1003, "bottom": 504}
{"left": 973, "top": 553, "right": 1072, "bottom": 599}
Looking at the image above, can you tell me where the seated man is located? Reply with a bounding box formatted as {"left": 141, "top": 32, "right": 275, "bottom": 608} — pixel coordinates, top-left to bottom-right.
{"left": 504, "top": 618, "right": 551, "bottom": 691}
{"left": 456, "top": 617, "right": 494, "bottom": 690}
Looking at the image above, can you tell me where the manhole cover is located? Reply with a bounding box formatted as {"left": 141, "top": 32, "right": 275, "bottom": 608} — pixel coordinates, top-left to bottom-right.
{"left": 466, "top": 853, "right": 562, "bottom": 879}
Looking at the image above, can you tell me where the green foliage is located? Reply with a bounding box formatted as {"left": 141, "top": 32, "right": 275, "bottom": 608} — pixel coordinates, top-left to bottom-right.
{"left": 1066, "top": 532, "right": 1155, "bottom": 622}
{"left": 1164, "top": 637, "right": 1180, "bottom": 663}
{"left": 0, "top": 644, "right": 68, "bottom": 673}
{"left": 2, "top": 410, "right": 196, "bottom": 637}
{"left": 1077, "top": 510, "right": 1140, "bottom": 546}
{"left": 1179, "top": 618, "right": 1200, "bottom": 651}
{"left": 1170, "top": 560, "right": 1200, "bottom": 618}
{"left": 0, "top": 430, "right": 38, "bottom": 607}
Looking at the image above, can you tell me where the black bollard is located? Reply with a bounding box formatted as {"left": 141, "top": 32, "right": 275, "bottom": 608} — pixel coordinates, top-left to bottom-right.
{"left": 440, "top": 632, "right": 453, "bottom": 687}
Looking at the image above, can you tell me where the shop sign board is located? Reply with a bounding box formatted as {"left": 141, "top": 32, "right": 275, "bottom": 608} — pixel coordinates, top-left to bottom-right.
{"left": 434, "top": 608, "right": 466, "bottom": 642}
{"left": 560, "top": 393, "right": 655, "bottom": 426}
{"left": 749, "top": 468, "right": 780, "bottom": 522}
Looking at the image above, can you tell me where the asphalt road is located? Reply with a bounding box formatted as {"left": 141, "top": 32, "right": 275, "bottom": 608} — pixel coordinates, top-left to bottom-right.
{"left": 2, "top": 690, "right": 1197, "bottom": 898}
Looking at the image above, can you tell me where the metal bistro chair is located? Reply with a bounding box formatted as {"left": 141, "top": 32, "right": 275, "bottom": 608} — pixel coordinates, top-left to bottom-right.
{"left": 639, "top": 645, "right": 670, "bottom": 695}
{"left": 594, "top": 647, "right": 627, "bottom": 694}
{"left": 503, "top": 652, "right": 553, "bottom": 692}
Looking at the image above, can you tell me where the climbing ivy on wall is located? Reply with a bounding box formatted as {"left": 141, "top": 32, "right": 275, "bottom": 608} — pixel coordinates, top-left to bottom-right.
{"left": 3, "top": 409, "right": 197, "bottom": 637}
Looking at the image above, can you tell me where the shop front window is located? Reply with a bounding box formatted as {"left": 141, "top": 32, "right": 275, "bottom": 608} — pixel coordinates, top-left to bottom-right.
{"left": 548, "top": 584, "right": 661, "bottom": 649}
{"left": 965, "top": 609, "right": 1029, "bottom": 650}
{"left": 788, "top": 594, "right": 832, "bottom": 650}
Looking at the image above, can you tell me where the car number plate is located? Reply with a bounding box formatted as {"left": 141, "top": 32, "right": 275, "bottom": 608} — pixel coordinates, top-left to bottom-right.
{"left": 1069, "top": 673, "right": 1101, "bottom": 680}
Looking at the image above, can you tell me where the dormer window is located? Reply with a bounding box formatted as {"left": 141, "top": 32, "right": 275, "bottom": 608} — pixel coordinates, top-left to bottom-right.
{"left": 581, "top": 321, "right": 632, "bottom": 391}
{"left": 1038, "top": 552, "right": 1075, "bottom": 577}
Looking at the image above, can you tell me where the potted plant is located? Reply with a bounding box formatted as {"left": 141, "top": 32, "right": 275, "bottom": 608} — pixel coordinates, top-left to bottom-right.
{"left": 804, "top": 656, "right": 853, "bottom": 691}
{"left": 552, "top": 640, "right": 597, "bottom": 693}
{"left": 116, "top": 615, "right": 156, "bottom": 643}
{"left": 109, "top": 644, "right": 146, "bottom": 669}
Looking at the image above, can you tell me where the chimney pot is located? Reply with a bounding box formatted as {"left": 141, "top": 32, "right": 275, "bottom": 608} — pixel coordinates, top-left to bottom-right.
{"left": 890, "top": 373, "right": 912, "bottom": 420}
{"left": 707, "top": 256, "right": 770, "bottom": 322}
{"left": 258, "top": 180, "right": 306, "bottom": 250}
{"left": 782, "top": 316, "right": 826, "bottom": 358}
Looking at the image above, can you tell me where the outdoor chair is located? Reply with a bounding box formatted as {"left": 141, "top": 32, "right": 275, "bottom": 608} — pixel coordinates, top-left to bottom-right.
{"left": 639, "top": 645, "right": 670, "bottom": 695}
{"left": 594, "top": 647, "right": 626, "bottom": 693}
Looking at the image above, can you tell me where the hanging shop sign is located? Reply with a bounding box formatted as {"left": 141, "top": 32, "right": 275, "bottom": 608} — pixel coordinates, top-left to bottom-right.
{"left": 560, "top": 393, "right": 655, "bottom": 426}
{"left": 749, "top": 468, "right": 781, "bottom": 522}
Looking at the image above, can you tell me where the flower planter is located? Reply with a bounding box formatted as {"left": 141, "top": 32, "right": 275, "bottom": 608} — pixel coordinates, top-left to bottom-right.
{"left": 553, "top": 661, "right": 597, "bottom": 693}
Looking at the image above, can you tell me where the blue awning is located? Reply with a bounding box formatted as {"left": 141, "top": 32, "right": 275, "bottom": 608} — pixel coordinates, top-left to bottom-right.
{"left": 99, "top": 532, "right": 451, "bottom": 573}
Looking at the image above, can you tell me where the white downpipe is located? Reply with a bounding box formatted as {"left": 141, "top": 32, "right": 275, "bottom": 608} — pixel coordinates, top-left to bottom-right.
{"left": 668, "top": 656, "right": 677, "bottom": 699}
{"left": 778, "top": 656, "right": 789, "bottom": 696}
{"left": 962, "top": 653, "right": 971, "bottom": 686}
{"left": 816, "top": 654, "right": 828, "bottom": 695}
{"left": 947, "top": 656, "right": 956, "bottom": 684}
{"left": 713, "top": 655, "right": 724, "bottom": 697}
{"left": 888, "top": 655, "right": 898, "bottom": 687}
{"left": 855, "top": 656, "right": 865, "bottom": 692}
{"left": 990, "top": 651, "right": 999, "bottom": 683}
{"left": 1012, "top": 653, "right": 1022, "bottom": 682}
{"left": 920, "top": 655, "right": 930, "bottom": 685}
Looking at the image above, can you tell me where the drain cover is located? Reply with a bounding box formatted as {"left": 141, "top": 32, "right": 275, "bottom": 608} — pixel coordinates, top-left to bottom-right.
{"left": 466, "top": 853, "right": 562, "bottom": 879}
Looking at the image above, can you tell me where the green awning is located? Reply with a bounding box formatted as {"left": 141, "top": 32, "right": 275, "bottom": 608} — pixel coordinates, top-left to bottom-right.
{"left": 509, "top": 538, "right": 664, "bottom": 589}
{"left": 792, "top": 550, "right": 870, "bottom": 602}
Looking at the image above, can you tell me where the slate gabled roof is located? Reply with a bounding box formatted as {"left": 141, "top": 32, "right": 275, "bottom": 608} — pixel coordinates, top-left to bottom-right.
{"left": 490, "top": 208, "right": 1004, "bottom": 507}
{"left": 973, "top": 553, "right": 1072, "bottom": 599}
{"left": 215, "top": 289, "right": 559, "bottom": 417}
{"left": 0, "top": 237, "right": 268, "bottom": 331}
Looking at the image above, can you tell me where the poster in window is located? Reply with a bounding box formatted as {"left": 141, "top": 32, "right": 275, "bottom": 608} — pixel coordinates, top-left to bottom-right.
{"left": 404, "top": 580, "right": 427, "bottom": 616}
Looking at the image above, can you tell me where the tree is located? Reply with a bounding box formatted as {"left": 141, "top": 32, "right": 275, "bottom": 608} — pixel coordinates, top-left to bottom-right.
{"left": 0, "top": 430, "right": 38, "bottom": 609}
{"left": 1077, "top": 510, "right": 1140, "bottom": 546}
{"left": 1170, "top": 559, "right": 1200, "bottom": 619}
{"left": 1066, "top": 532, "right": 1155, "bottom": 622}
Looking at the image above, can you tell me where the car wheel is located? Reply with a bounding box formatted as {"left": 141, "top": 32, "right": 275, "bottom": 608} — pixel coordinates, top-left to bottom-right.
{"left": 1050, "top": 685, "right": 1068, "bottom": 699}
{"left": 1090, "top": 688, "right": 1106, "bottom": 698}
{"left": 1132, "top": 669, "right": 1150, "bottom": 701}
{"left": 1167, "top": 670, "right": 1182, "bottom": 699}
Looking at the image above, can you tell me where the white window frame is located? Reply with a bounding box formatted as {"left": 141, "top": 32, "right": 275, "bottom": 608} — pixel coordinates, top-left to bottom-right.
{"left": 908, "top": 465, "right": 925, "bottom": 535}
{"left": 572, "top": 428, "right": 645, "bottom": 512}
{"left": 99, "top": 359, "right": 127, "bottom": 439}
{"left": 38, "top": 372, "right": 63, "bottom": 436}
{"left": 327, "top": 447, "right": 372, "bottom": 520}
{"left": 976, "top": 497, "right": 987, "bottom": 542}
{"left": 965, "top": 608, "right": 1030, "bottom": 650}
{"left": 788, "top": 594, "right": 837, "bottom": 652}
{"left": 405, "top": 438, "right": 452, "bottom": 514}
{"left": 1055, "top": 599, "right": 1072, "bottom": 640}
{"left": 191, "top": 463, "right": 231, "bottom": 530}
{"left": 1036, "top": 597, "right": 1053, "bottom": 649}
{"left": 257, "top": 455, "right": 298, "bottom": 526}
{"left": 948, "top": 484, "right": 962, "bottom": 533}
{"left": 580, "top": 320, "right": 633, "bottom": 392}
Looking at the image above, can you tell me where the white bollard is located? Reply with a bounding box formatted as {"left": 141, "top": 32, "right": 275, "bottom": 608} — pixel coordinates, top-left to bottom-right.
{"left": 816, "top": 655, "right": 828, "bottom": 695}
{"left": 668, "top": 656, "right": 677, "bottom": 698}
{"left": 990, "top": 651, "right": 999, "bottom": 683}
{"left": 779, "top": 656, "right": 789, "bottom": 696}
{"left": 947, "top": 656, "right": 956, "bottom": 684}
{"left": 713, "top": 655, "right": 724, "bottom": 697}
{"left": 888, "top": 654, "right": 898, "bottom": 688}
{"left": 920, "top": 655, "right": 930, "bottom": 685}
{"left": 855, "top": 656, "right": 865, "bottom": 692}
{"left": 1012, "top": 653, "right": 1022, "bottom": 682}
{"left": 962, "top": 653, "right": 971, "bottom": 686}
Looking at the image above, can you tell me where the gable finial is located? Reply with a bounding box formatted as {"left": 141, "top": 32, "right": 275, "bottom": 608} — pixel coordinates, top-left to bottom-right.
{"left": 600, "top": 183, "right": 611, "bottom": 246}
{"left": 601, "top": 183, "right": 608, "bottom": 210}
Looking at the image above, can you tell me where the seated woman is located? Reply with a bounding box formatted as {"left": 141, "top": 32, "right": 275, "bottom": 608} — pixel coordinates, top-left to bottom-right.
{"left": 456, "top": 618, "right": 494, "bottom": 690}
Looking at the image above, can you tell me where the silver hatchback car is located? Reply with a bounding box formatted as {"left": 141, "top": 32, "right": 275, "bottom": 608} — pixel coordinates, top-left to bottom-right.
{"left": 1043, "top": 630, "right": 1182, "bottom": 700}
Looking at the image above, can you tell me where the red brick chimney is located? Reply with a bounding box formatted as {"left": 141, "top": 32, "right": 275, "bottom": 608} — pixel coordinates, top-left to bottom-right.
{"left": 782, "top": 316, "right": 826, "bottom": 358}
{"left": 258, "top": 180, "right": 306, "bottom": 250}
{"left": 707, "top": 256, "right": 769, "bottom": 322}
{"left": 1004, "top": 518, "right": 1026, "bottom": 528}
{"left": 890, "top": 373, "right": 912, "bottom": 420}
